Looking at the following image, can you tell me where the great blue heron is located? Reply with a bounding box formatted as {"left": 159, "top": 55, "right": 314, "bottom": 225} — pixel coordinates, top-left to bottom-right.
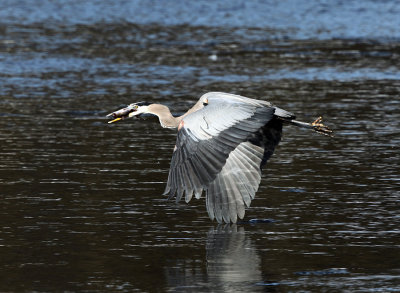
{"left": 107, "top": 92, "right": 332, "bottom": 223}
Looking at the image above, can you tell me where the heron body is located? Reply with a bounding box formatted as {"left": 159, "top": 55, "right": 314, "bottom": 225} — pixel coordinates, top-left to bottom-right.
{"left": 107, "top": 92, "right": 332, "bottom": 223}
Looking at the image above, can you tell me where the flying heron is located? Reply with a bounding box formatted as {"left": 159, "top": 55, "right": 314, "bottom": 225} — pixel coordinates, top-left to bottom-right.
{"left": 107, "top": 92, "right": 332, "bottom": 223}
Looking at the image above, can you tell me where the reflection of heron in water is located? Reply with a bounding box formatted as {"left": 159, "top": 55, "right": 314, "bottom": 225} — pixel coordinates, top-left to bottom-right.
{"left": 206, "top": 225, "right": 263, "bottom": 289}
{"left": 107, "top": 92, "right": 332, "bottom": 223}
{"left": 164, "top": 225, "right": 267, "bottom": 291}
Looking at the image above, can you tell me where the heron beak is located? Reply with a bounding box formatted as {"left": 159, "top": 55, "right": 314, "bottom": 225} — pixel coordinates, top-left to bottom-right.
{"left": 106, "top": 105, "right": 136, "bottom": 124}
{"left": 107, "top": 117, "right": 122, "bottom": 124}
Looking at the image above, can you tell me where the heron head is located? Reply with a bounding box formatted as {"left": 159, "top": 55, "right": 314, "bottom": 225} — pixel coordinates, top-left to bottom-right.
{"left": 107, "top": 102, "right": 151, "bottom": 123}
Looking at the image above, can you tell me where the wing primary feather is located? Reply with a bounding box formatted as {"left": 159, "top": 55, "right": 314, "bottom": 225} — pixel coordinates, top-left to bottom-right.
{"left": 175, "top": 167, "right": 184, "bottom": 202}
{"left": 229, "top": 143, "right": 263, "bottom": 205}
{"left": 186, "top": 158, "right": 206, "bottom": 186}
{"left": 230, "top": 150, "right": 259, "bottom": 196}
{"left": 185, "top": 160, "right": 204, "bottom": 199}
{"left": 197, "top": 148, "right": 225, "bottom": 172}
{"left": 189, "top": 156, "right": 213, "bottom": 185}
{"left": 184, "top": 161, "right": 203, "bottom": 199}
{"left": 179, "top": 165, "right": 194, "bottom": 203}
{"left": 213, "top": 175, "right": 224, "bottom": 223}
{"left": 237, "top": 143, "right": 263, "bottom": 170}
{"left": 232, "top": 164, "right": 255, "bottom": 211}
{"left": 163, "top": 178, "right": 171, "bottom": 196}
{"left": 166, "top": 170, "right": 176, "bottom": 200}
{"left": 223, "top": 168, "right": 239, "bottom": 223}
{"left": 175, "top": 187, "right": 184, "bottom": 203}
{"left": 237, "top": 145, "right": 263, "bottom": 199}
{"left": 206, "top": 185, "right": 215, "bottom": 221}
{"left": 225, "top": 157, "right": 248, "bottom": 219}
{"left": 194, "top": 186, "right": 203, "bottom": 199}
{"left": 217, "top": 172, "right": 231, "bottom": 223}
{"left": 192, "top": 152, "right": 220, "bottom": 175}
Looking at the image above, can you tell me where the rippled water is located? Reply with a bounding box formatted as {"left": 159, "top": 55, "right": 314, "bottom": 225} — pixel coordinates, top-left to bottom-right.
{"left": 1, "top": 1, "right": 400, "bottom": 292}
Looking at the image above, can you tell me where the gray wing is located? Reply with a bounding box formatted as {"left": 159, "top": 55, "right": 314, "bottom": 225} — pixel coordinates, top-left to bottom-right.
{"left": 206, "top": 118, "right": 283, "bottom": 223}
{"left": 206, "top": 141, "right": 263, "bottom": 223}
{"left": 164, "top": 92, "right": 289, "bottom": 223}
{"left": 164, "top": 93, "right": 275, "bottom": 202}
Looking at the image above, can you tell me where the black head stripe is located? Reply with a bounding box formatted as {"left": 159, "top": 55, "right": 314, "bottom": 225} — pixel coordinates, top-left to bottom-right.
{"left": 135, "top": 102, "right": 151, "bottom": 107}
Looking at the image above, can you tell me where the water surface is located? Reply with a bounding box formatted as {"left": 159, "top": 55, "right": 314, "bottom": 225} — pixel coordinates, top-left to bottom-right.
{"left": 1, "top": 1, "right": 399, "bottom": 292}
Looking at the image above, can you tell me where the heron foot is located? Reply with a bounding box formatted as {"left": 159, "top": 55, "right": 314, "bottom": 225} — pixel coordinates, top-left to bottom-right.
{"left": 311, "top": 116, "right": 333, "bottom": 137}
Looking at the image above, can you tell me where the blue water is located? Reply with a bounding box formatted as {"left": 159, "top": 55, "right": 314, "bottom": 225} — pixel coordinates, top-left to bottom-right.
{"left": 2, "top": 0, "right": 400, "bottom": 40}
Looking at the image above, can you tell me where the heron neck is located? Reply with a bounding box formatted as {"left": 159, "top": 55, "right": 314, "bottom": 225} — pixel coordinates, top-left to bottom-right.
{"left": 149, "top": 103, "right": 200, "bottom": 129}
{"left": 147, "top": 104, "right": 180, "bottom": 128}
{"left": 160, "top": 113, "right": 182, "bottom": 129}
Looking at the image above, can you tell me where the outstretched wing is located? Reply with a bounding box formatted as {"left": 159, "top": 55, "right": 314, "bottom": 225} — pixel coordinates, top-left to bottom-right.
{"left": 164, "top": 92, "right": 275, "bottom": 204}
{"left": 206, "top": 141, "right": 263, "bottom": 223}
{"left": 206, "top": 118, "right": 283, "bottom": 223}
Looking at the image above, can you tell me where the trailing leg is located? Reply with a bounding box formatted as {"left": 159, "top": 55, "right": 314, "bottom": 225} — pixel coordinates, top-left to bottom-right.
{"left": 283, "top": 116, "right": 333, "bottom": 137}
